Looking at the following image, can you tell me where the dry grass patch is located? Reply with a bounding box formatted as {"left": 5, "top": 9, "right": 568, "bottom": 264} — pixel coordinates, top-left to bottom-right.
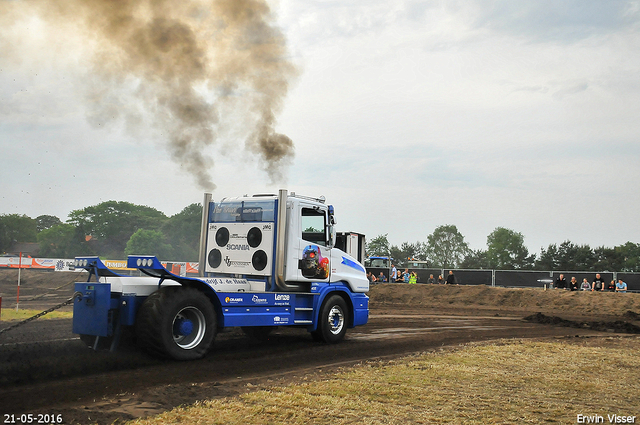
{"left": 129, "top": 337, "right": 640, "bottom": 424}
{"left": 0, "top": 308, "right": 72, "bottom": 321}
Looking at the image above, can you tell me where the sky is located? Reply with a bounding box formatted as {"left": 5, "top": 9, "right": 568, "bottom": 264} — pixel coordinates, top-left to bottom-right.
{"left": 1, "top": 0, "right": 640, "bottom": 255}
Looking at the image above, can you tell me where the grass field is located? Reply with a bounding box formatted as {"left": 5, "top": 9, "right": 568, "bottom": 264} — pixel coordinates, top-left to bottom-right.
{"left": 0, "top": 308, "right": 72, "bottom": 321}
{"left": 129, "top": 336, "right": 640, "bottom": 424}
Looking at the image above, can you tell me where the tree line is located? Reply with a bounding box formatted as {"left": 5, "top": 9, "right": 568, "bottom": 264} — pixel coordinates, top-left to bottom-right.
{"left": 366, "top": 225, "right": 640, "bottom": 272}
{"left": 0, "top": 201, "right": 202, "bottom": 261}
{"left": 3, "top": 208, "right": 639, "bottom": 272}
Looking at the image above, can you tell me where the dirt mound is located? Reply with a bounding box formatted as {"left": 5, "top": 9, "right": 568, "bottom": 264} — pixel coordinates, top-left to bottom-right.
{"left": 369, "top": 283, "right": 640, "bottom": 318}
{"left": 524, "top": 312, "right": 640, "bottom": 334}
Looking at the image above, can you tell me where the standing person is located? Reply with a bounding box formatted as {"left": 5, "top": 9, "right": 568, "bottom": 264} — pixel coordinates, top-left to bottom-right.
{"left": 592, "top": 273, "right": 605, "bottom": 292}
{"left": 390, "top": 263, "right": 398, "bottom": 283}
{"left": 446, "top": 270, "right": 455, "bottom": 285}
{"left": 569, "top": 276, "right": 579, "bottom": 291}
{"left": 409, "top": 271, "right": 417, "bottom": 284}
{"left": 615, "top": 279, "right": 628, "bottom": 293}
{"left": 403, "top": 268, "right": 410, "bottom": 283}
{"left": 580, "top": 278, "right": 591, "bottom": 291}
{"left": 427, "top": 274, "right": 435, "bottom": 284}
{"left": 437, "top": 274, "right": 444, "bottom": 285}
{"left": 555, "top": 274, "right": 567, "bottom": 290}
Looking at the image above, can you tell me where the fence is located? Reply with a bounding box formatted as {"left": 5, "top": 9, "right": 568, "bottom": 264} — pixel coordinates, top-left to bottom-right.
{"left": 370, "top": 266, "right": 640, "bottom": 292}
{"left": 0, "top": 256, "right": 199, "bottom": 276}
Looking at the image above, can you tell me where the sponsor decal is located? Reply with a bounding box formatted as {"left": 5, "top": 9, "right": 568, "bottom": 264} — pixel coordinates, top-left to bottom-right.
{"left": 273, "top": 316, "right": 289, "bottom": 324}
{"left": 224, "top": 256, "right": 251, "bottom": 267}
{"left": 275, "top": 294, "right": 290, "bottom": 301}
{"left": 203, "top": 278, "right": 249, "bottom": 286}
{"left": 252, "top": 295, "right": 268, "bottom": 304}
{"left": 226, "top": 244, "right": 250, "bottom": 250}
{"left": 224, "top": 297, "right": 244, "bottom": 304}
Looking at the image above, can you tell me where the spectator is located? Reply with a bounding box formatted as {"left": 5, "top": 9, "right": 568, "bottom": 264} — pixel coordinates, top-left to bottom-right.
{"left": 409, "top": 271, "right": 417, "bottom": 284}
{"left": 437, "top": 275, "right": 444, "bottom": 285}
{"left": 427, "top": 274, "right": 435, "bottom": 284}
{"left": 378, "top": 272, "right": 387, "bottom": 283}
{"left": 606, "top": 280, "right": 616, "bottom": 292}
{"left": 555, "top": 274, "right": 567, "bottom": 290}
{"left": 592, "top": 273, "right": 605, "bottom": 292}
{"left": 366, "top": 272, "right": 373, "bottom": 284}
{"left": 569, "top": 276, "right": 579, "bottom": 291}
{"left": 403, "top": 268, "right": 410, "bottom": 283}
{"left": 580, "top": 278, "right": 591, "bottom": 291}
{"left": 390, "top": 263, "right": 398, "bottom": 283}
{"left": 446, "top": 270, "right": 455, "bottom": 285}
{"left": 615, "top": 279, "right": 627, "bottom": 292}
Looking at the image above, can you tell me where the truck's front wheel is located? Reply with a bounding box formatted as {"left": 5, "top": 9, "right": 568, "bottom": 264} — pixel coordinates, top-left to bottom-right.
{"left": 313, "top": 295, "right": 348, "bottom": 343}
{"left": 136, "top": 287, "right": 217, "bottom": 360}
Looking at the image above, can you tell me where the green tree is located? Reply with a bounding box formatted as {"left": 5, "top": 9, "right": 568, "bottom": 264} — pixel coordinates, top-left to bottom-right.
{"left": 35, "top": 215, "right": 62, "bottom": 233}
{"left": 593, "top": 246, "right": 623, "bottom": 271}
{"left": 0, "top": 214, "right": 37, "bottom": 252}
{"left": 366, "top": 234, "right": 391, "bottom": 258}
{"left": 161, "top": 203, "right": 203, "bottom": 261}
{"left": 617, "top": 242, "right": 640, "bottom": 272}
{"left": 125, "top": 229, "right": 174, "bottom": 259}
{"left": 486, "top": 227, "right": 535, "bottom": 270}
{"left": 460, "top": 249, "right": 488, "bottom": 269}
{"left": 37, "top": 223, "right": 84, "bottom": 258}
{"left": 68, "top": 201, "right": 167, "bottom": 258}
{"left": 536, "top": 244, "right": 559, "bottom": 270}
{"left": 390, "top": 241, "right": 424, "bottom": 267}
{"left": 424, "top": 225, "right": 470, "bottom": 268}
{"left": 556, "top": 241, "right": 594, "bottom": 271}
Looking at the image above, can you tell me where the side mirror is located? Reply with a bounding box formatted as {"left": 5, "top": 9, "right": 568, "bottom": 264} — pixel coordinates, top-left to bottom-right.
{"left": 327, "top": 205, "right": 336, "bottom": 248}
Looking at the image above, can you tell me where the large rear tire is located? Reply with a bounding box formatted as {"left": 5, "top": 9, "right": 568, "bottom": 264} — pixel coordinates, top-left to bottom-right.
{"left": 136, "top": 287, "right": 217, "bottom": 360}
{"left": 312, "top": 295, "right": 348, "bottom": 344}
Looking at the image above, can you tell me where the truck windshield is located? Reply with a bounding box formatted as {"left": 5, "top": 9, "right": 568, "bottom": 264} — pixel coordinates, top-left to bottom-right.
{"left": 210, "top": 200, "right": 276, "bottom": 222}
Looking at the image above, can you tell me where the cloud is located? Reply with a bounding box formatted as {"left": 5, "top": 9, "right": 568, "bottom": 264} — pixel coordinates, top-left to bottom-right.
{"left": 462, "top": 0, "right": 640, "bottom": 43}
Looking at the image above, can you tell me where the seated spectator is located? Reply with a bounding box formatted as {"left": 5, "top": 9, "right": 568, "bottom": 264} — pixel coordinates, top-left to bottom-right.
{"left": 569, "top": 276, "right": 579, "bottom": 291}
{"left": 427, "top": 274, "right": 435, "bottom": 284}
{"left": 555, "top": 274, "right": 567, "bottom": 290}
{"left": 580, "top": 278, "right": 591, "bottom": 291}
{"left": 437, "top": 275, "right": 444, "bottom": 285}
{"left": 378, "top": 272, "right": 386, "bottom": 283}
{"left": 615, "top": 279, "right": 628, "bottom": 293}
{"left": 366, "top": 272, "right": 373, "bottom": 283}
{"left": 606, "top": 280, "right": 616, "bottom": 292}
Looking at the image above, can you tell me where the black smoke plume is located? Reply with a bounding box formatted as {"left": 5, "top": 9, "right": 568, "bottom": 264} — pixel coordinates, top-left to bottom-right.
{"left": 0, "top": 0, "right": 297, "bottom": 190}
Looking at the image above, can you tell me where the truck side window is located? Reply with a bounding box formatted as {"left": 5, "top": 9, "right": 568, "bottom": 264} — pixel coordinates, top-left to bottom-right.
{"left": 301, "top": 208, "right": 326, "bottom": 246}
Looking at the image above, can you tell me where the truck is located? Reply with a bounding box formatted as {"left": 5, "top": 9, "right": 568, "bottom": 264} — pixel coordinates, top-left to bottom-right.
{"left": 72, "top": 190, "right": 369, "bottom": 360}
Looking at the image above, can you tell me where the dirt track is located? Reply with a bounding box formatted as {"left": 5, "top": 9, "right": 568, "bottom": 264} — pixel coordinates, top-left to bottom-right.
{"left": 1, "top": 271, "right": 640, "bottom": 424}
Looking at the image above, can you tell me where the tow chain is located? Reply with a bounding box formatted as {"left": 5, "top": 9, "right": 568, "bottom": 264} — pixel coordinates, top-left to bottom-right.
{"left": 0, "top": 291, "right": 83, "bottom": 336}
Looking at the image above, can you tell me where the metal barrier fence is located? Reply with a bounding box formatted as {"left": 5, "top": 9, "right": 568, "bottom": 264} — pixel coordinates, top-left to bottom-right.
{"left": 371, "top": 267, "right": 640, "bottom": 292}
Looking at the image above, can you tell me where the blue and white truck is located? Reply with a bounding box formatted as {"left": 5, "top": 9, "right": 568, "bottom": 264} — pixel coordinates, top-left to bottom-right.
{"left": 72, "top": 190, "right": 369, "bottom": 360}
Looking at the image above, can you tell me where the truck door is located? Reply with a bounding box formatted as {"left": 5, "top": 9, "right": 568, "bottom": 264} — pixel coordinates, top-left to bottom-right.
{"left": 295, "top": 205, "right": 331, "bottom": 282}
